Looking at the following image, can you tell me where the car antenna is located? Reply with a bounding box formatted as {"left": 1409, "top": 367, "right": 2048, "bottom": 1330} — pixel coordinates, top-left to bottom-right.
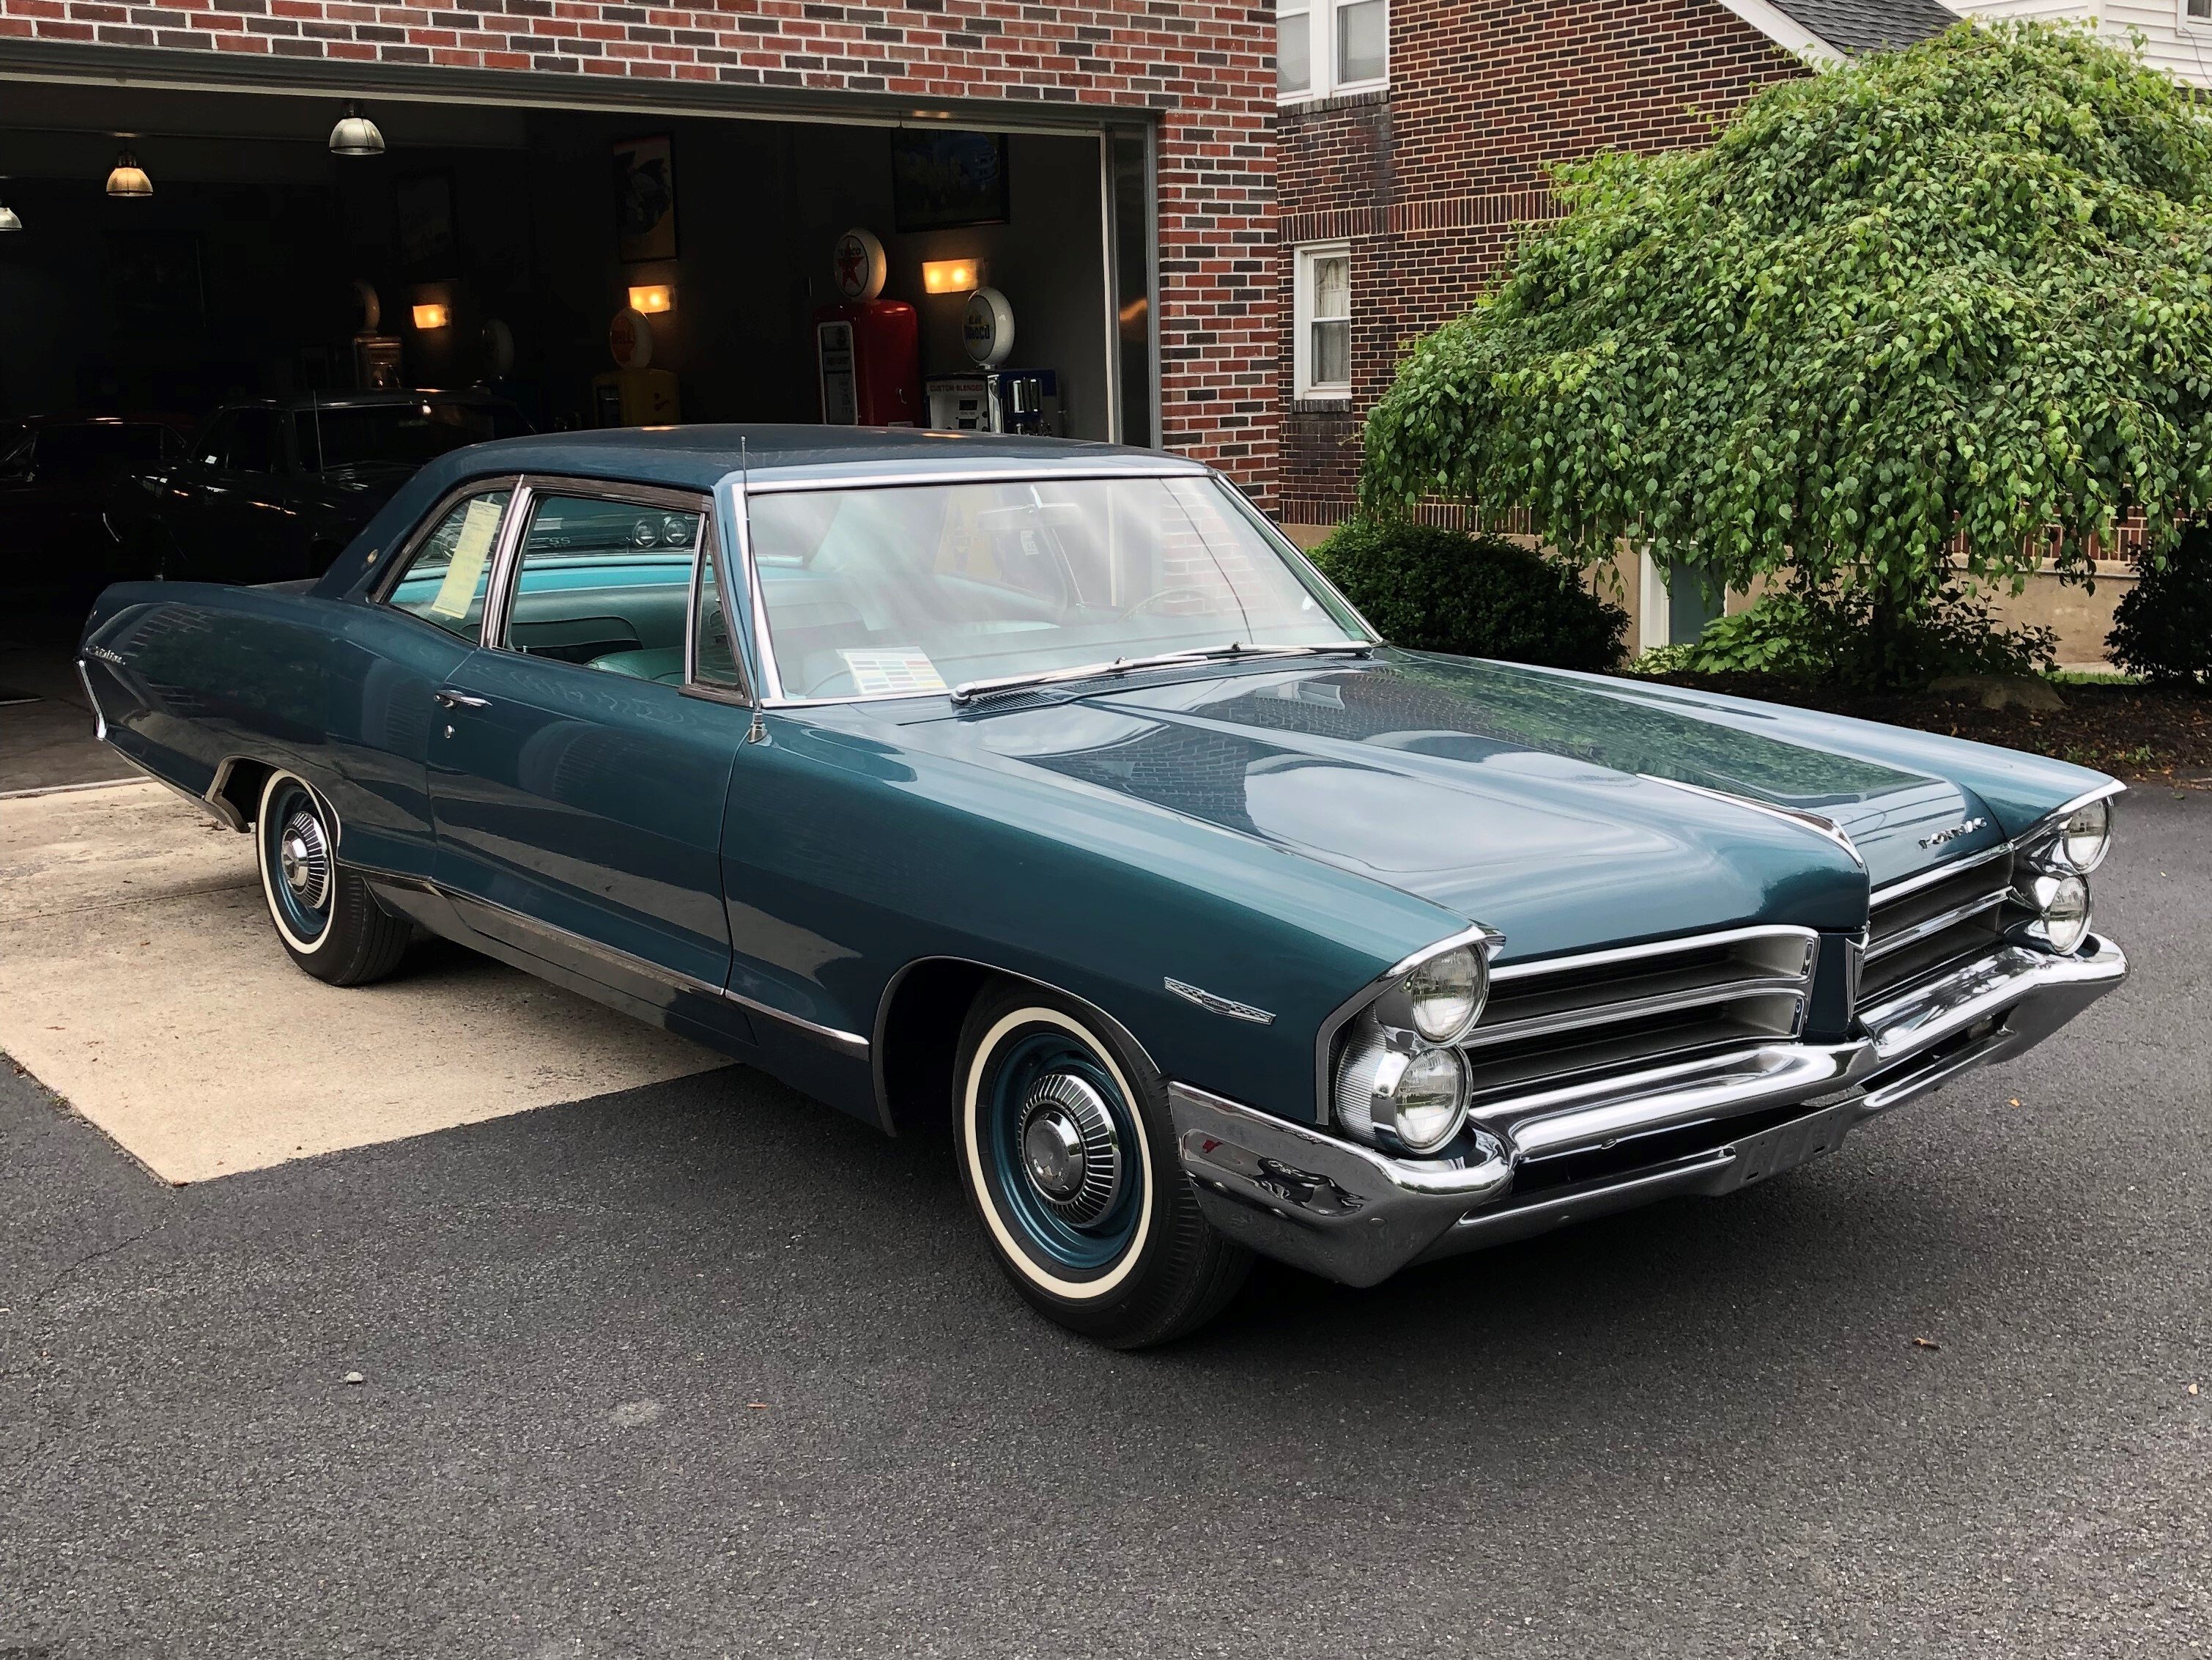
{"left": 739, "top": 435, "right": 766, "bottom": 746}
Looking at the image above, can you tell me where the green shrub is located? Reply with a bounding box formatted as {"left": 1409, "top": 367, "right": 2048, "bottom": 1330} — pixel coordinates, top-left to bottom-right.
{"left": 1682, "top": 584, "right": 2055, "bottom": 690}
{"left": 1312, "top": 519, "right": 1627, "bottom": 671}
{"left": 2109, "top": 523, "right": 2212, "bottom": 688}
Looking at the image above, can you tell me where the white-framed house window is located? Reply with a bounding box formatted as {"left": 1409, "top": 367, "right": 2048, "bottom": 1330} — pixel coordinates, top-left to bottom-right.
{"left": 2184, "top": 0, "right": 2212, "bottom": 31}
{"left": 1294, "top": 243, "right": 1352, "bottom": 400}
{"left": 1279, "top": 0, "right": 1386, "bottom": 100}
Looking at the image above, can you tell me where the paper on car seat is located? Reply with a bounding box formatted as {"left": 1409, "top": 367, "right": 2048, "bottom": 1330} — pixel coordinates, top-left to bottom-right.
{"left": 839, "top": 649, "right": 947, "bottom": 696}
{"left": 428, "top": 498, "right": 504, "bottom": 619}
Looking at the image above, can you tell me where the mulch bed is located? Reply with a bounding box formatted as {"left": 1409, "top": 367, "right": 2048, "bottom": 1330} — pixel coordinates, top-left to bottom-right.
{"left": 1635, "top": 674, "right": 2212, "bottom": 786}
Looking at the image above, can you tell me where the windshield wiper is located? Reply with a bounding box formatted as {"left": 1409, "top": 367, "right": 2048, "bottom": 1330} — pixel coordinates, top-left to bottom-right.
{"left": 947, "top": 640, "right": 1375, "bottom": 706}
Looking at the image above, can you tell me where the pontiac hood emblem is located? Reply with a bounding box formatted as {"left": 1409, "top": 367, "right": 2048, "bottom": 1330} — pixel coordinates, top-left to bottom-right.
{"left": 1918, "top": 816, "right": 1988, "bottom": 849}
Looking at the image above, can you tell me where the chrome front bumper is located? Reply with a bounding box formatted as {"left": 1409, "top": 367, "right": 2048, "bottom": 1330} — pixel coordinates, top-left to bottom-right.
{"left": 1169, "top": 934, "right": 2128, "bottom": 1288}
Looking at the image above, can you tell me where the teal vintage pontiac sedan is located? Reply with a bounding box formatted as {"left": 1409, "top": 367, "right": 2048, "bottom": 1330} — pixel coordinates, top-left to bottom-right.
{"left": 78, "top": 428, "right": 2128, "bottom": 1346}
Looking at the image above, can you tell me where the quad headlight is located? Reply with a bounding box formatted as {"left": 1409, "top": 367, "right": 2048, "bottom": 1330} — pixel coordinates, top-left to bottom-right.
{"left": 1375, "top": 942, "right": 1488, "bottom": 1045}
{"left": 2016, "top": 871, "right": 2092, "bottom": 956}
{"left": 1334, "top": 1030, "right": 1471, "bottom": 1156}
{"left": 2055, "top": 797, "right": 2113, "bottom": 874}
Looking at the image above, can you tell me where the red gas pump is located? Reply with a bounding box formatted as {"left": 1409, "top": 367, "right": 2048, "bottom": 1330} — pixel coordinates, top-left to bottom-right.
{"left": 815, "top": 227, "right": 922, "bottom": 427}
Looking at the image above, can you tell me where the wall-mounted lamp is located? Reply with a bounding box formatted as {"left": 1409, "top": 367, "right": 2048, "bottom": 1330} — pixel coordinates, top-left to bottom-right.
{"left": 0, "top": 199, "right": 21, "bottom": 234}
{"left": 411, "top": 303, "right": 451, "bottom": 330}
{"left": 626, "top": 284, "right": 673, "bottom": 314}
{"left": 922, "top": 258, "right": 985, "bottom": 295}
{"left": 329, "top": 102, "right": 386, "bottom": 158}
{"left": 106, "top": 146, "right": 152, "bottom": 199}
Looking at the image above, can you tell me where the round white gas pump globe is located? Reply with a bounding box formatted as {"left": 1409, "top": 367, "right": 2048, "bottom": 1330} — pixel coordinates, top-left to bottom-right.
{"left": 608, "top": 307, "right": 654, "bottom": 369}
{"left": 832, "top": 227, "right": 889, "bottom": 301}
{"left": 963, "top": 287, "right": 1016, "bottom": 369}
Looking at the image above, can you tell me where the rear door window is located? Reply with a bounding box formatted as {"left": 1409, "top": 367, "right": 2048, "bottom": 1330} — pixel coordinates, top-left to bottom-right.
{"left": 500, "top": 493, "right": 703, "bottom": 679}
{"left": 385, "top": 490, "right": 514, "bottom": 641}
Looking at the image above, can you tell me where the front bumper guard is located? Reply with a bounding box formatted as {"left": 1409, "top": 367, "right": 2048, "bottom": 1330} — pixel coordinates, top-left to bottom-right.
{"left": 1169, "top": 934, "right": 2127, "bottom": 1288}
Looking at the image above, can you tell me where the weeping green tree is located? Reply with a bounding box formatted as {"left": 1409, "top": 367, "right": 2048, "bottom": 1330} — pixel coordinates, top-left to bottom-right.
{"left": 1358, "top": 23, "right": 2212, "bottom": 684}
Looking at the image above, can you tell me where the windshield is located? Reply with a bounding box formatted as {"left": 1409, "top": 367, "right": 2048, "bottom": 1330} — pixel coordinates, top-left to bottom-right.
{"left": 33, "top": 423, "right": 177, "bottom": 480}
{"left": 294, "top": 401, "right": 525, "bottom": 471}
{"left": 747, "top": 475, "right": 1366, "bottom": 699}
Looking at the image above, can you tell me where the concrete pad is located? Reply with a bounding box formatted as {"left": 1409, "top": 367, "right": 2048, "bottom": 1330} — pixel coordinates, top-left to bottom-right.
{"left": 0, "top": 779, "right": 729, "bottom": 1184}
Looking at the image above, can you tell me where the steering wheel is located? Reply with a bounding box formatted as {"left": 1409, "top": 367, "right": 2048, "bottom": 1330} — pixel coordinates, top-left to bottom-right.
{"left": 1116, "top": 586, "right": 1217, "bottom": 621}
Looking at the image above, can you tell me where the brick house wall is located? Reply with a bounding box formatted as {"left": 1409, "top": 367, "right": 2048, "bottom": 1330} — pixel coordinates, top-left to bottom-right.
{"left": 0, "top": 0, "right": 1282, "bottom": 503}
{"left": 1277, "top": 0, "right": 1809, "bottom": 532}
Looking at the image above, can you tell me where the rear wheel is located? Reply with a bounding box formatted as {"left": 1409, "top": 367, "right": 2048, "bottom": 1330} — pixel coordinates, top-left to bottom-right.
{"left": 254, "top": 770, "right": 410, "bottom": 986}
{"left": 953, "top": 984, "right": 1250, "bottom": 1348}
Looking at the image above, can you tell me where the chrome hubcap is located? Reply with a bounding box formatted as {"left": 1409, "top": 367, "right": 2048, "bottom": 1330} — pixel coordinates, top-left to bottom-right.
{"left": 1018, "top": 1072, "right": 1121, "bottom": 1226}
{"left": 278, "top": 808, "right": 330, "bottom": 910}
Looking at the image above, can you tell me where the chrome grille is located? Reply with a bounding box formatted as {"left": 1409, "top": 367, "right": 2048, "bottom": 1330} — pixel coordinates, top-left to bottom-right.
{"left": 1863, "top": 849, "right": 2013, "bottom": 1004}
{"left": 1462, "top": 927, "right": 1816, "bottom": 1107}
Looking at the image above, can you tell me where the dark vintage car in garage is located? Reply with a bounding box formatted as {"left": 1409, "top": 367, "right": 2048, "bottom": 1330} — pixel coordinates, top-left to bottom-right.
{"left": 103, "top": 388, "right": 529, "bottom": 586}
{"left": 75, "top": 427, "right": 2128, "bottom": 1346}
{"left": 0, "top": 416, "right": 186, "bottom": 610}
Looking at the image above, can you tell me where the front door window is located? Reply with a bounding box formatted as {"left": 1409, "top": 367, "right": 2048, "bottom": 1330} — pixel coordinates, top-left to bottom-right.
{"left": 385, "top": 490, "right": 513, "bottom": 641}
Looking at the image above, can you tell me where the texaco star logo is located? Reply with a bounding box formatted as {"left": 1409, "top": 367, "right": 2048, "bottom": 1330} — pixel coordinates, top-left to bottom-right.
{"left": 834, "top": 234, "right": 872, "bottom": 298}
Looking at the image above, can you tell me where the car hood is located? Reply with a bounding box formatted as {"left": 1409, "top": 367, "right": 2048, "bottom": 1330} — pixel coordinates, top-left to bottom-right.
{"left": 921, "top": 652, "right": 2056, "bottom": 962}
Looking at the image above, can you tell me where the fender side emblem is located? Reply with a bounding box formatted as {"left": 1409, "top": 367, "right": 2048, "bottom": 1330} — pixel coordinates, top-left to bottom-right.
{"left": 1164, "top": 978, "right": 1275, "bottom": 1025}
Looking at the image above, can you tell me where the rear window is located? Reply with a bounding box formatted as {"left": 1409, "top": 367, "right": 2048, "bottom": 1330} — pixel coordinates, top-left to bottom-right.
{"left": 295, "top": 402, "right": 527, "bottom": 471}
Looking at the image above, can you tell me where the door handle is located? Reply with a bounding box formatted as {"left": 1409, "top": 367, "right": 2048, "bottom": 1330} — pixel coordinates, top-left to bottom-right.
{"left": 433, "top": 689, "right": 492, "bottom": 709}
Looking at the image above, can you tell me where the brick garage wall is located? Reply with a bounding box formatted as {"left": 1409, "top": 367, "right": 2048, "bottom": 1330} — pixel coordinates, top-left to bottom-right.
{"left": 1277, "top": 0, "right": 1807, "bottom": 529}
{"left": 0, "top": 0, "right": 1280, "bottom": 501}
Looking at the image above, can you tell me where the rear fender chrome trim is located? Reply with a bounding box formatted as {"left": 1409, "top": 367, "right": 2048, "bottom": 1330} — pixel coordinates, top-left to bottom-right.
{"left": 75, "top": 657, "right": 108, "bottom": 741}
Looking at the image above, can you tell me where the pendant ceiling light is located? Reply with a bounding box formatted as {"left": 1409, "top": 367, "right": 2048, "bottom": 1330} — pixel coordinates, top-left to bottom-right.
{"left": 106, "top": 146, "right": 152, "bottom": 198}
{"left": 328, "top": 103, "right": 385, "bottom": 158}
{"left": 0, "top": 192, "right": 20, "bottom": 232}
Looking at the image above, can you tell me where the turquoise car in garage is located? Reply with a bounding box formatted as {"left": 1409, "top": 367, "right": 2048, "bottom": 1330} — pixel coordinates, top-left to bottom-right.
{"left": 76, "top": 427, "right": 2129, "bottom": 1346}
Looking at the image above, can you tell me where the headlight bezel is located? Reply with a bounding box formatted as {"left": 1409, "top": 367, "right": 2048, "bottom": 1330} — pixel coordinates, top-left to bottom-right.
{"left": 2055, "top": 796, "right": 2113, "bottom": 874}
{"left": 1333, "top": 1027, "right": 1471, "bottom": 1157}
{"left": 1372, "top": 934, "right": 1495, "bottom": 1047}
{"left": 2014, "top": 870, "right": 2092, "bottom": 956}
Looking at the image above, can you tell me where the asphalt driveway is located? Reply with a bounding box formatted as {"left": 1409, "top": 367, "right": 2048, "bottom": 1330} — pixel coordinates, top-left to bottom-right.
{"left": 4, "top": 789, "right": 2206, "bottom": 1659}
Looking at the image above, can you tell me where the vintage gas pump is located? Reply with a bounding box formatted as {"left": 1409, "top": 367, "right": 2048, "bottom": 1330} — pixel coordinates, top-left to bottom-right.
{"left": 591, "top": 306, "right": 681, "bottom": 427}
{"left": 815, "top": 228, "right": 922, "bottom": 426}
{"left": 925, "top": 287, "right": 1062, "bottom": 435}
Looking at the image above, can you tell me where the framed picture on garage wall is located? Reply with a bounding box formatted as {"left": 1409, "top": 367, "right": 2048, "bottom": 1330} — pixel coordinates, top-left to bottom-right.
{"left": 612, "top": 134, "right": 678, "bottom": 263}
{"left": 890, "top": 130, "right": 1010, "bottom": 232}
{"left": 395, "top": 171, "right": 459, "bottom": 278}
{"left": 106, "top": 229, "right": 205, "bottom": 335}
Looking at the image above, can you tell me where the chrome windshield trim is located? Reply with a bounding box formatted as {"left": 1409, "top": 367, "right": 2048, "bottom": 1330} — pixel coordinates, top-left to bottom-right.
{"left": 737, "top": 461, "right": 1210, "bottom": 495}
{"left": 948, "top": 641, "right": 1375, "bottom": 706}
{"left": 1637, "top": 774, "right": 1866, "bottom": 871}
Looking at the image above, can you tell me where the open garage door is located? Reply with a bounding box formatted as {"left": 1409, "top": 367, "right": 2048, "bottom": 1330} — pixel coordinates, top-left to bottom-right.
{"left": 0, "top": 71, "right": 1156, "bottom": 667}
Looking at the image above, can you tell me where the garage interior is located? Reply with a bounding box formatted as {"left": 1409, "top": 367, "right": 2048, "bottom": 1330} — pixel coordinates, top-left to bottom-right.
{"left": 0, "top": 75, "right": 1155, "bottom": 649}
{"left": 0, "top": 81, "right": 1151, "bottom": 435}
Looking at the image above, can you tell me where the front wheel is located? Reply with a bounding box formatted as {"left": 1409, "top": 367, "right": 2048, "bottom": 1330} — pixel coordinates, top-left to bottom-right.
{"left": 254, "top": 770, "right": 410, "bottom": 986}
{"left": 954, "top": 984, "right": 1251, "bottom": 1348}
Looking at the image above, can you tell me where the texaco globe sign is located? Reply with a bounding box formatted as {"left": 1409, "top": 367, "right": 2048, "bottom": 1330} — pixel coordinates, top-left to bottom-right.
{"left": 832, "top": 227, "right": 888, "bottom": 302}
